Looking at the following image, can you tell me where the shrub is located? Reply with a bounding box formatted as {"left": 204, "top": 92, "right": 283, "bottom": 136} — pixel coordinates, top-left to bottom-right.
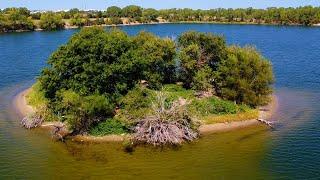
{"left": 215, "top": 46, "right": 274, "bottom": 107}
{"left": 89, "top": 118, "right": 128, "bottom": 136}
{"left": 189, "top": 97, "right": 248, "bottom": 116}
{"left": 57, "top": 90, "right": 114, "bottom": 134}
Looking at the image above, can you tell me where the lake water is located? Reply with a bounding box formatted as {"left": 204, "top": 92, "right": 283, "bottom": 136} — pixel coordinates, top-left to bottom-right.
{"left": 0, "top": 24, "right": 320, "bottom": 179}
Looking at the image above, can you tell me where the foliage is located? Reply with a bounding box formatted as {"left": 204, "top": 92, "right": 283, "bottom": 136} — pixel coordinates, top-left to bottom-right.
{"left": 70, "top": 13, "right": 89, "bottom": 26}
{"left": 39, "top": 28, "right": 176, "bottom": 100}
{"left": 27, "top": 82, "right": 48, "bottom": 108}
{"left": 215, "top": 46, "right": 274, "bottom": 107}
{"left": 122, "top": 5, "right": 142, "bottom": 18}
{"left": 192, "top": 66, "right": 215, "bottom": 91}
{"left": 39, "top": 12, "right": 65, "bottom": 30}
{"left": 106, "top": 6, "right": 122, "bottom": 17}
{"left": 142, "top": 8, "right": 159, "bottom": 22}
{"left": 31, "top": 27, "right": 273, "bottom": 138}
{"left": 178, "top": 31, "right": 226, "bottom": 90}
{"left": 105, "top": 17, "right": 123, "bottom": 25}
{"left": 89, "top": 118, "right": 128, "bottom": 136}
{"left": 189, "top": 96, "right": 249, "bottom": 116}
{"left": 0, "top": 7, "right": 34, "bottom": 32}
{"left": 56, "top": 90, "right": 114, "bottom": 134}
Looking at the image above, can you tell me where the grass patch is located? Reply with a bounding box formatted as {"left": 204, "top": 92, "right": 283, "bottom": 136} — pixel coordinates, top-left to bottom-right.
{"left": 26, "top": 82, "right": 48, "bottom": 108}
{"left": 202, "top": 109, "right": 259, "bottom": 124}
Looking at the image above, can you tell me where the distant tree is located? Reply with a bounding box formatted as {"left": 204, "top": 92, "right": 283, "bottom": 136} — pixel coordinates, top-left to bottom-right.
{"left": 30, "top": 12, "right": 41, "bottom": 20}
{"left": 142, "top": 8, "right": 159, "bottom": 22}
{"left": 215, "top": 46, "right": 274, "bottom": 107}
{"left": 0, "top": 8, "right": 34, "bottom": 32}
{"left": 39, "top": 12, "right": 65, "bottom": 30}
{"left": 106, "top": 6, "right": 122, "bottom": 17}
{"left": 105, "top": 17, "right": 123, "bottom": 25}
{"left": 68, "top": 8, "right": 80, "bottom": 16}
{"left": 122, "top": 5, "right": 142, "bottom": 18}
{"left": 70, "top": 13, "right": 89, "bottom": 26}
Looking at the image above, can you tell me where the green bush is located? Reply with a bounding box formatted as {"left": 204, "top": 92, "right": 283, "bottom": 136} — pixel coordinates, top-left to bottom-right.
{"left": 56, "top": 90, "right": 115, "bottom": 133}
{"left": 89, "top": 118, "right": 128, "bottom": 136}
{"left": 189, "top": 97, "right": 248, "bottom": 116}
{"left": 215, "top": 46, "right": 274, "bottom": 107}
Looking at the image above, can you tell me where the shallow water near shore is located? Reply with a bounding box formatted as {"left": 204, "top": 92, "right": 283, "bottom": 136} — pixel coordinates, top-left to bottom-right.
{"left": 1, "top": 24, "right": 320, "bottom": 179}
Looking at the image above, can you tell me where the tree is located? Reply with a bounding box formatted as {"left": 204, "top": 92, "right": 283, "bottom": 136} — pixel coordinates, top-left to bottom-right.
{"left": 39, "top": 27, "right": 176, "bottom": 99}
{"left": 178, "top": 31, "right": 227, "bottom": 71}
{"left": 215, "top": 46, "right": 274, "bottom": 107}
{"left": 122, "top": 5, "right": 142, "bottom": 18}
{"left": 106, "top": 6, "right": 122, "bottom": 17}
{"left": 70, "top": 13, "right": 89, "bottom": 26}
{"left": 39, "top": 12, "right": 65, "bottom": 30}
{"left": 142, "top": 8, "right": 159, "bottom": 22}
{"left": 178, "top": 31, "right": 227, "bottom": 90}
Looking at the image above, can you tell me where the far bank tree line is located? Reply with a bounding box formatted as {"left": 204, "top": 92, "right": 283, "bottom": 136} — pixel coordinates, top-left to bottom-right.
{"left": 34, "top": 27, "right": 273, "bottom": 135}
{"left": 1, "top": 6, "right": 320, "bottom": 32}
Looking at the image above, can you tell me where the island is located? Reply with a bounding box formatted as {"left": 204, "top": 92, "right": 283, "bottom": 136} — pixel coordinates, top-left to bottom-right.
{"left": 16, "top": 27, "right": 275, "bottom": 146}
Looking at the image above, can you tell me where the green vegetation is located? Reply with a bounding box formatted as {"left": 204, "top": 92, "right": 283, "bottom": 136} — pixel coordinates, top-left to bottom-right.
{"left": 89, "top": 118, "right": 128, "bottom": 136}
{"left": 2, "top": 6, "right": 320, "bottom": 32}
{"left": 215, "top": 46, "right": 274, "bottom": 107}
{"left": 0, "top": 7, "right": 34, "bottom": 32}
{"left": 26, "top": 27, "right": 273, "bottom": 145}
{"left": 39, "top": 12, "right": 65, "bottom": 30}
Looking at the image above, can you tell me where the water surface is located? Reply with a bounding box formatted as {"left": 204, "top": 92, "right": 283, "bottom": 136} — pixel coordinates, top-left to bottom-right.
{"left": 0, "top": 24, "right": 320, "bottom": 179}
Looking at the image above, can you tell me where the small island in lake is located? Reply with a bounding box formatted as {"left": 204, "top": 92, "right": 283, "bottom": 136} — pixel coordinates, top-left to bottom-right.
{"left": 18, "top": 27, "right": 274, "bottom": 146}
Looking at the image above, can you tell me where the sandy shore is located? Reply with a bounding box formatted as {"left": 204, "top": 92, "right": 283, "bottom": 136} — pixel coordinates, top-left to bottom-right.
{"left": 13, "top": 88, "right": 277, "bottom": 142}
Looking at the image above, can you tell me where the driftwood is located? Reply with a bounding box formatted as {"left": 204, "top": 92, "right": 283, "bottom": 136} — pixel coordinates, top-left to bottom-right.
{"left": 21, "top": 114, "right": 43, "bottom": 129}
{"left": 50, "top": 123, "right": 70, "bottom": 142}
{"left": 133, "top": 92, "right": 198, "bottom": 146}
{"left": 257, "top": 118, "right": 274, "bottom": 128}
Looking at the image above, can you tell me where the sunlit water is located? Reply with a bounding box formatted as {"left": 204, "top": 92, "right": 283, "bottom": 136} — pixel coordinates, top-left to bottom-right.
{"left": 0, "top": 24, "right": 319, "bottom": 179}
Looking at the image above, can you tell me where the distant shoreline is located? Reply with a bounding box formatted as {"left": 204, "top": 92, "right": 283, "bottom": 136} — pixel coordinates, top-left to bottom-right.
{"left": 2, "top": 21, "right": 320, "bottom": 34}
{"left": 13, "top": 87, "right": 277, "bottom": 142}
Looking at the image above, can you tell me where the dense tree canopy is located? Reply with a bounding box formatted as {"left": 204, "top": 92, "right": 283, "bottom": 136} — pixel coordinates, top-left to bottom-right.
{"left": 215, "top": 46, "right": 274, "bottom": 106}
{"left": 39, "top": 12, "right": 65, "bottom": 30}
{"left": 122, "top": 5, "right": 142, "bottom": 18}
{"left": 106, "top": 6, "right": 122, "bottom": 17}
{"left": 177, "top": 31, "right": 227, "bottom": 90}
{"left": 0, "top": 7, "right": 34, "bottom": 32}
{"left": 39, "top": 27, "right": 176, "bottom": 100}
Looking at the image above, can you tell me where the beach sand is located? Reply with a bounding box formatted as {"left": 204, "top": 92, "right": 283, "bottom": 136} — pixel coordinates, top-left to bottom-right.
{"left": 13, "top": 88, "right": 277, "bottom": 142}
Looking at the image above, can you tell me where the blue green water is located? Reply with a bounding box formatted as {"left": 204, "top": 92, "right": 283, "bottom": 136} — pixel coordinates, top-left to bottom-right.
{"left": 0, "top": 24, "right": 320, "bottom": 179}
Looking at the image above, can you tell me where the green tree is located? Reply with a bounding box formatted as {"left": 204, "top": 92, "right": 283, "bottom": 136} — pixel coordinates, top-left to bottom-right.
{"left": 122, "top": 5, "right": 142, "bottom": 18}
{"left": 215, "top": 46, "right": 274, "bottom": 107}
{"left": 39, "top": 12, "right": 65, "bottom": 30}
{"left": 142, "top": 8, "right": 159, "bottom": 22}
{"left": 106, "top": 6, "right": 122, "bottom": 17}
{"left": 178, "top": 31, "right": 227, "bottom": 90}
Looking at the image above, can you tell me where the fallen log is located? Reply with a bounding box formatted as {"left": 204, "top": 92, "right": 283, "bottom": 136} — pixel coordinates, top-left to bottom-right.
{"left": 257, "top": 118, "right": 274, "bottom": 128}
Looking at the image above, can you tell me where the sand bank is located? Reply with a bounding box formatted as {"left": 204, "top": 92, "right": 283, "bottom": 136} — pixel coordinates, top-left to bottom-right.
{"left": 13, "top": 88, "right": 277, "bottom": 142}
